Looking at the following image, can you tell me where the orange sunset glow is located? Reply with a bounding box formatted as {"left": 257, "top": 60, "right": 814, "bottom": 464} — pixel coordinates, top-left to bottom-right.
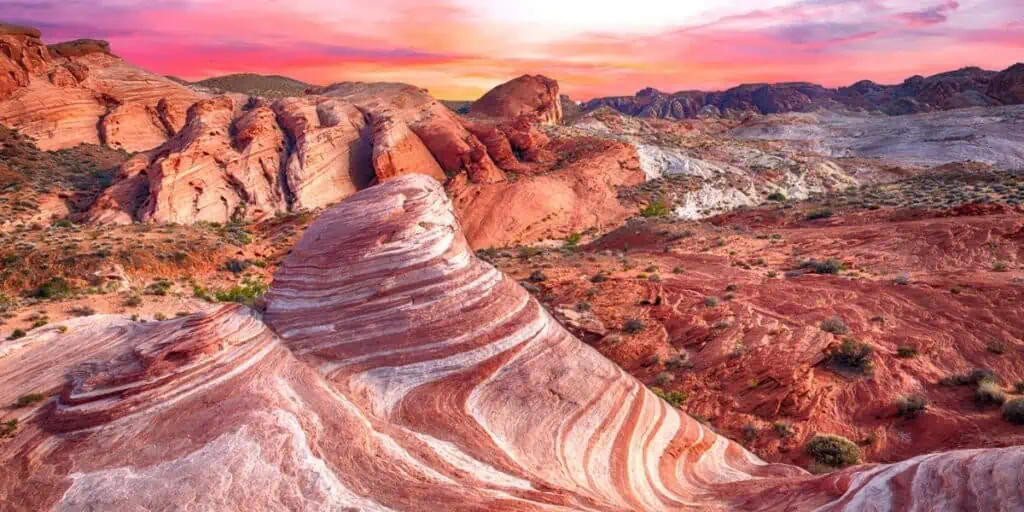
{"left": 6, "top": 0, "right": 1024, "bottom": 99}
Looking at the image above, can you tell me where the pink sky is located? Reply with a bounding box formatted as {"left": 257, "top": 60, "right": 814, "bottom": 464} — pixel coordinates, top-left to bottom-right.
{"left": 6, "top": 0, "right": 1023, "bottom": 99}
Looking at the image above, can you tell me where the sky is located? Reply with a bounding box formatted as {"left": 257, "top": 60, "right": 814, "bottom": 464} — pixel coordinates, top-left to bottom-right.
{"left": 4, "top": 0, "right": 1023, "bottom": 99}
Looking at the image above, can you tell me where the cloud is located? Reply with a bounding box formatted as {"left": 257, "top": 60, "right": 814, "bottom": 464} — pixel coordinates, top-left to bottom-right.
{"left": 4, "top": 0, "right": 1021, "bottom": 99}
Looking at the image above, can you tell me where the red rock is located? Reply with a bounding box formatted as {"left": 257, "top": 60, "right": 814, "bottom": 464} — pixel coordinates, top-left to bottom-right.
{"left": 469, "top": 74, "right": 563, "bottom": 124}
{"left": 369, "top": 113, "right": 447, "bottom": 183}
{"left": 4, "top": 175, "right": 1022, "bottom": 510}
{"left": 0, "top": 26, "right": 204, "bottom": 151}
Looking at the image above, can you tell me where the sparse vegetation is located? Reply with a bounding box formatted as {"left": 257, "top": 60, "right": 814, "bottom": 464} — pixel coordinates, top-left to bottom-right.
{"left": 992, "top": 261, "right": 1009, "bottom": 272}
{"left": 640, "top": 197, "right": 671, "bottom": 218}
{"left": 896, "top": 345, "right": 919, "bottom": 358}
{"left": 987, "top": 341, "right": 1007, "bottom": 355}
{"left": 805, "top": 434, "right": 861, "bottom": 468}
{"left": 213, "top": 277, "right": 268, "bottom": 306}
{"left": 774, "top": 421, "right": 794, "bottom": 438}
{"left": 1003, "top": 398, "right": 1024, "bottom": 425}
{"left": 528, "top": 271, "right": 548, "bottom": 283}
{"left": 805, "top": 209, "right": 834, "bottom": 221}
{"left": 819, "top": 316, "right": 849, "bottom": 334}
{"left": 767, "top": 192, "right": 787, "bottom": 202}
{"left": 122, "top": 295, "right": 143, "bottom": 307}
{"left": 6, "top": 329, "right": 26, "bottom": 340}
{"left": 14, "top": 393, "right": 45, "bottom": 408}
{"left": 33, "top": 277, "right": 72, "bottom": 299}
{"left": 975, "top": 381, "right": 1007, "bottom": 406}
{"left": 803, "top": 258, "right": 844, "bottom": 275}
{"left": 0, "top": 419, "right": 17, "bottom": 438}
{"left": 826, "top": 338, "right": 874, "bottom": 374}
{"left": 895, "top": 394, "right": 928, "bottom": 418}
{"left": 653, "top": 372, "right": 675, "bottom": 386}
{"left": 623, "top": 319, "right": 646, "bottom": 334}
{"left": 941, "top": 368, "right": 998, "bottom": 387}
{"left": 564, "top": 232, "right": 582, "bottom": 248}
{"left": 650, "top": 387, "right": 687, "bottom": 407}
{"left": 704, "top": 296, "right": 719, "bottom": 307}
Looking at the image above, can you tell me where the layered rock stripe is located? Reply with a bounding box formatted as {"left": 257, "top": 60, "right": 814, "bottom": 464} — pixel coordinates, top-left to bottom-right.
{"left": 1, "top": 175, "right": 1021, "bottom": 510}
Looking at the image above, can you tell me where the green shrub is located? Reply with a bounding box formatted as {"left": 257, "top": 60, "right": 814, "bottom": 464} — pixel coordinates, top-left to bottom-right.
{"left": 704, "top": 296, "right": 719, "bottom": 307}
{"left": 6, "top": 329, "right": 26, "bottom": 340}
{"left": 993, "top": 261, "right": 1009, "bottom": 272}
{"left": 820, "top": 316, "right": 849, "bottom": 334}
{"left": 767, "top": 192, "right": 787, "bottom": 202}
{"left": 154, "top": 312, "right": 168, "bottom": 321}
{"left": 564, "top": 232, "right": 582, "bottom": 248}
{"left": 804, "top": 259, "right": 844, "bottom": 275}
{"left": 1003, "top": 398, "right": 1024, "bottom": 425}
{"left": 941, "top": 368, "right": 997, "bottom": 387}
{"left": 896, "top": 345, "right": 919, "bottom": 358}
{"left": 224, "top": 259, "right": 252, "bottom": 274}
{"left": 14, "top": 393, "right": 45, "bottom": 408}
{"left": 976, "top": 381, "right": 1006, "bottom": 406}
{"left": 0, "top": 419, "right": 17, "bottom": 438}
{"left": 214, "top": 277, "right": 268, "bottom": 306}
{"left": 650, "top": 387, "right": 687, "bottom": 407}
{"left": 987, "top": 341, "right": 1007, "bottom": 355}
{"left": 805, "top": 434, "right": 861, "bottom": 467}
{"left": 623, "top": 319, "right": 646, "bottom": 334}
{"left": 774, "top": 421, "right": 794, "bottom": 438}
{"left": 805, "top": 209, "right": 834, "bottom": 221}
{"left": 590, "top": 272, "right": 608, "bottom": 283}
{"left": 827, "top": 338, "right": 873, "bottom": 374}
{"left": 0, "top": 293, "right": 14, "bottom": 313}
{"left": 122, "top": 295, "right": 143, "bottom": 307}
{"left": 653, "top": 371, "right": 675, "bottom": 386}
{"left": 528, "top": 271, "right": 547, "bottom": 283}
{"left": 895, "top": 394, "right": 927, "bottom": 418}
{"left": 640, "top": 198, "right": 671, "bottom": 218}
{"left": 145, "top": 279, "right": 173, "bottom": 296}
{"left": 33, "top": 277, "right": 72, "bottom": 299}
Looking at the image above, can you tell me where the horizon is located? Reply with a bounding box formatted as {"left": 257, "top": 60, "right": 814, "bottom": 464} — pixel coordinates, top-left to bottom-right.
{"left": 5, "top": 0, "right": 1024, "bottom": 100}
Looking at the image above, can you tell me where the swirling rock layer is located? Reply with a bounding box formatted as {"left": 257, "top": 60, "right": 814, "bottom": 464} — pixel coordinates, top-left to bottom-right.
{"left": 1, "top": 174, "right": 1022, "bottom": 510}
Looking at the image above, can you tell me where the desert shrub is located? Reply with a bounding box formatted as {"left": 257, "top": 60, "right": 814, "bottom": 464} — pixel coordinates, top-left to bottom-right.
{"left": 993, "top": 261, "right": 1009, "bottom": 272}
{"left": 767, "top": 192, "right": 786, "bottom": 201}
{"left": 665, "top": 354, "right": 693, "bottom": 370}
{"left": 804, "top": 259, "right": 844, "bottom": 275}
{"left": 576, "top": 302, "right": 591, "bottom": 312}
{"left": 33, "top": 277, "right": 72, "bottom": 299}
{"left": 7, "top": 329, "right": 26, "bottom": 340}
{"left": 648, "top": 274, "right": 661, "bottom": 282}
{"left": 774, "top": 421, "right": 794, "bottom": 438}
{"left": 0, "top": 293, "right": 14, "bottom": 313}
{"left": 224, "top": 258, "right": 252, "bottom": 274}
{"left": 153, "top": 312, "right": 168, "bottom": 321}
{"left": 518, "top": 246, "right": 541, "bottom": 259}
{"left": 895, "top": 394, "right": 928, "bottom": 418}
{"left": 640, "top": 198, "right": 671, "bottom": 218}
{"left": 69, "top": 305, "right": 96, "bottom": 317}
{"left": 650, "top": 387, "right": 687, "bottom": 407}
{"left": 819, "top": 316, "right": 849, "bottom": 334}
{"left": 590, "top": 272, "right": 608, "bottom": 283}
{"left": 0, "top": 419, "right": 17, "bottom": 438}
{"left": 827, "top": 338, "right": 873, "bottom": 374}
{"left": 805, "top": 209, "right": 834, "bottom": 221}
{"left": 623, "top": 319, "right": 646, "bottom": 334}
{"left": 122, "top": 295, "right": 143, "bottom": 307}
{"left": 145, "top": 279, "right": 174, "bottom": 296}
{"left": 893, "top": 274, "right": 911, "bottom": 286}
{"left": 14, "top": 393, "right": 44, "bottom": 408}
{"left": 528, "top": 271, "right": 548, "bottom": 283}
{"left": 987, "top": 341, "right": 1007, "bottom": 355}
{"left": 976, "top": 381, "right": 1007, "bottom": 406}
{"left": 743, "top": 423, "right": 759, "bottom": 442}
{"left": 1003, "top": 398, "right": 1024, "bottom": 425}
{"left": 941, "top": 368, "right": 997, "bottom": 387}
{"left": 653, "top": 372, "right": 675, "bottom": 386}
{"left": 564, "top": 232, "right": 582, "bottom": 248}
{"left": 672, "top": 266, "right": 685, "bottom": 274}
{"left": 214, "top": 277, "right": 268, "bottom": 306}
{"left": 1015, "top": 381, "right": 1024, "bottom": 394}
{"left": 896, "top": 345, "right": 919, "bottom": 358}
{"left": 704, "top": 296, "right": 719, "bottom": 307}
{"left": 805, "top": 434, "right": 861, "bottom": 467}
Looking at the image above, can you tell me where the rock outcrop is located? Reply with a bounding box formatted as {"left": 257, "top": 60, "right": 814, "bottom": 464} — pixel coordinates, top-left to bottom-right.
{"left": 0, "top": 25, "right": 203, "bottom": 151}
{"left": 469, "top": 74, "right": 563, "bottom": 124}
{"left": 2, "top": 175, "right": 1022, "bottom": 510}
{"left": 989, "top": 63, "right": 1024, "bottom": 104}
{"left": 585, "top": 64, "right": 1023, "bottom": 119}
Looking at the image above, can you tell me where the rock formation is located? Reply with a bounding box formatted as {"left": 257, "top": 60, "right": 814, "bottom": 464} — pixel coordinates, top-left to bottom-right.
{"left": 469, "top": 74, "right": 563, "bottom": 124}
{"left": 989, "top": 63, "right": 1024, "bottom": 104}
{"left": 0, "top": 25, "right": 203, "bottom": 151}
{"left": 584, "top": 64, "right": 1023, "bottom": 119}
{"left": 1, "top": 175, "right": 1021, "bottom": 510}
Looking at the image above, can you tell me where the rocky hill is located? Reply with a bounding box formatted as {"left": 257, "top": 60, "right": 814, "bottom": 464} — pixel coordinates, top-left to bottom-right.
{"left": 584, "top": 64, "right": 1024, "bottom": 119}
{"left": 0, "top": 24, "right": 203, "bottom": 151}
{"left": 1, "top": 174, "right": 1021, "bottom": 510}
{"left": 184, "top": 73, "right": 315, "bottom": 98}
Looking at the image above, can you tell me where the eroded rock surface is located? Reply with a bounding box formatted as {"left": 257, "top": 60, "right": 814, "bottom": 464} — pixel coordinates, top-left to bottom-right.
{"left": 468, "top": 74, "right": 563, "bottom": 125}
{"left": 2, "top": 175, "right": 1022, "bottom": 510}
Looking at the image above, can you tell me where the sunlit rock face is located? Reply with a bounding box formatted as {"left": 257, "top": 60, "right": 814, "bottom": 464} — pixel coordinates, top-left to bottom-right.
{"left": 1, "top": 174, "right": 1022, "bottom": 511}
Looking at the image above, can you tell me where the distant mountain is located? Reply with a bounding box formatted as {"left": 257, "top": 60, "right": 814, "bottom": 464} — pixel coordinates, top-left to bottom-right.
{"left": 583, "top": 64, "right": 1024, "bottom": 119}
{"left": 183, "top": 73, "right": 314, "bottom": 98}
